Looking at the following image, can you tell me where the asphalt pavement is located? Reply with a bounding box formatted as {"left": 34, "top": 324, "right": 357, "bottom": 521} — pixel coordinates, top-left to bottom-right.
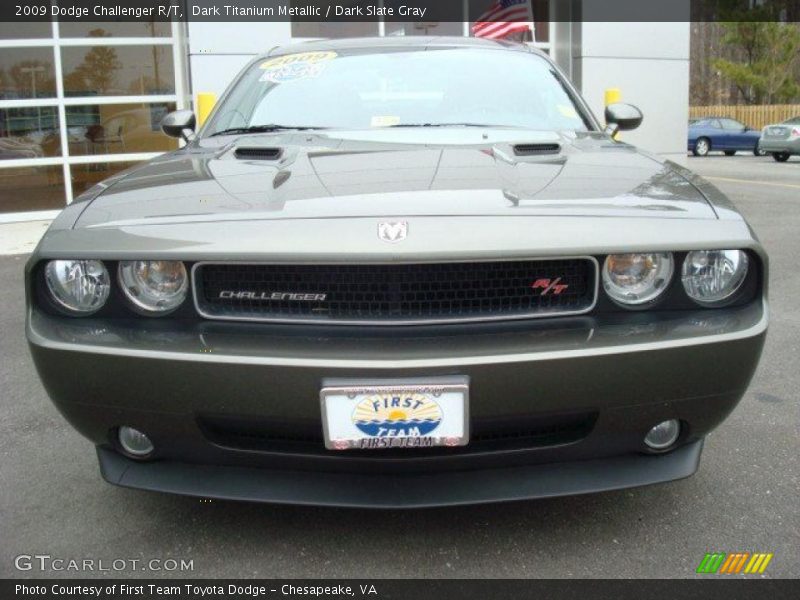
{"left": 1, "top": 154, "right": 798, "bottom": 579}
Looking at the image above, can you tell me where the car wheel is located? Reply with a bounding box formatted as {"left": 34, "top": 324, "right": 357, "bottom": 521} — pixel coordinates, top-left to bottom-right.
{"left": 772, "top": 152, "right": 790, "bottom": 162}
{"left": 693, "top": 138, "right": 710, "bottom": 157}
{"left": 724, "top": 150, "right": 736, "bottom": 156}
{"left": 754, "top": 144, "right": 766, "bottom": 156}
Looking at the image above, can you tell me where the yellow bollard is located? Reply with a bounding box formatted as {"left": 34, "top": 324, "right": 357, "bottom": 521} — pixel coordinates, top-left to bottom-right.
{"left": 604, "top": 88, "right": 621, "bottom": 106}
{"left": 196, "top": 92, "right": 217, "bottom": 127}
{"left": 604, "top": 88, "right": 622, "bottom": 140}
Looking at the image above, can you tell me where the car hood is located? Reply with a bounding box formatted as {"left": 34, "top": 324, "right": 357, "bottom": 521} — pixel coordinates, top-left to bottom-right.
{"left": 73, "top": 130, "right": 717, "bottom": 228}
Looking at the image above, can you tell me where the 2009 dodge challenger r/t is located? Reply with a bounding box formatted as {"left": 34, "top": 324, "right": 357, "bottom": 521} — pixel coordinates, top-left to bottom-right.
{"left": 26, "top": 38, "right": 767, "bottom": 508}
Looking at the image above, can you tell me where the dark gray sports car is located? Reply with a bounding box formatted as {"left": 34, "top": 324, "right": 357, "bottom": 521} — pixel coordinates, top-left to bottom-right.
{"left": 26, "top": 38, "right": 767, "bottom": 507}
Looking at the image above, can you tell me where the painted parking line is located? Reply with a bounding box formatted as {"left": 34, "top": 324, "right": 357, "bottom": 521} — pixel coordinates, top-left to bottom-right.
{"left": 706, "top": 176, "right": 800, "bottom": 190}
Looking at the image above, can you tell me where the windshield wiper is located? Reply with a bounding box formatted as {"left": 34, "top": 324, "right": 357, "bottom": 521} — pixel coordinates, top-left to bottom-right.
{"left": 209, "top": 124, "right": 326, "bottom": 137}
{"left": 387, "top": 122, "right": 514, "bottom": 128}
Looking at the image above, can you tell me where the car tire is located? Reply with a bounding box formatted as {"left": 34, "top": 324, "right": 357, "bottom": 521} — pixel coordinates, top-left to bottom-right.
{"left": 772, "top": 152, "right": 791, "bottom": 162}
{"left": 724, "top": 150, "right": 736, "bottom": 156}
{"left": 754, "top": 144, "right": 766, "bottom": 156}
{"left": 693, "top": 138, "right": 710, "bottom": 157}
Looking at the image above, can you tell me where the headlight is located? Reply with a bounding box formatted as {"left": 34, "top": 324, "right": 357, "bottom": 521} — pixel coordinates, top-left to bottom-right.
{"left": 44, "top": 260, "right": 110, "bottom": 315}
{"left": 681, "top": 250, "right": 749, "bottom": 305}
{"left": 118, "top": 260, "right": 188, "bottom": 314}
{"left": 602, "top": 253, "right": 674, "bottom": 306}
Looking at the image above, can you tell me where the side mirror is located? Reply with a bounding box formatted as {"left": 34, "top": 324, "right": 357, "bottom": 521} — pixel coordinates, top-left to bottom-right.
{"left": 161, "top": 110, "right": 196, "bottom": 142}
{"left": 604, "top": 103, "right": 643, "bottom": 135}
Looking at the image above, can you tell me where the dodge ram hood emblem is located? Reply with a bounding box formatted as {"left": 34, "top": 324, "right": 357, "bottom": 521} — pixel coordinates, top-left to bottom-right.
{"left": 377, "top": 221, "right": 408, "bottom": 243}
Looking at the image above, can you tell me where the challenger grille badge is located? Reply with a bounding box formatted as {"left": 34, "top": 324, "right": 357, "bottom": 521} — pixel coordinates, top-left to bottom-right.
{"left": 218, "top": 291, "right": 327, "bottom": 301}
{"left": 377, "top": 221, "right": 408, "bottom": 243}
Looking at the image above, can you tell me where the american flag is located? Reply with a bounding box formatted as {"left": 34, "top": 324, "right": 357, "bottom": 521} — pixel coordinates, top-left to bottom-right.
{"left": 471, "top": 0, "right": 533, "bottom": 40}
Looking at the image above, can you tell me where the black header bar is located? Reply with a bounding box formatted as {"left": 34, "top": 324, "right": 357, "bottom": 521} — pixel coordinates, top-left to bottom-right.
{"left": 2, "top": 579, "right": 799, "bottom": 600}
{"left": 3, "top": 0, "right": 800, "bottom": 23}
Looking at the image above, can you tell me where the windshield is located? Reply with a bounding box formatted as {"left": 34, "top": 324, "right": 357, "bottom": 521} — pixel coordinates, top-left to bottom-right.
{"left": 204, "top": 47, "right": 591, "bottom": 136}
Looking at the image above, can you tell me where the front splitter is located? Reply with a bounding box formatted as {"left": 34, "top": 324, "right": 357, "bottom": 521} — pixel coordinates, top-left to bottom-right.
{"left": 97, "top": 440, "right": 703, "bottom": 509}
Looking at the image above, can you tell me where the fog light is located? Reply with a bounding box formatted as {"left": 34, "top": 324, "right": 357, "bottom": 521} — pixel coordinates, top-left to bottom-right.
{"left": 118, "top": 426, "right": 154, "bottom": 457}
{"left": 644, "top": 419, "right": 681, "bottom": 450}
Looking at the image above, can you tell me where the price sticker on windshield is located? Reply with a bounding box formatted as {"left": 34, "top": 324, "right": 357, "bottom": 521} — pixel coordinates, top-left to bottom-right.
{"left": 259, "top": 51, "right": 337, "bottom": 84}
{"left": 370, "top": 116, "right": 401, "bottom": 127}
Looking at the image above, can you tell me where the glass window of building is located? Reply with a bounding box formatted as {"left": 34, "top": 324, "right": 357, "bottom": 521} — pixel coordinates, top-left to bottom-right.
{"left": 65, "top": 103, "right": 178, "bottom": 156}
{"left": 0, "top": 166, "right": 66, "bottom": 212}
{"left": 0, "top": 107, "right": 61, "bottom": 159}
{"left": 291, "top": 21, "right": 380, "bottom": 38}
{"left": 0, "top": 21, "right": 185, "bottom": 219}
{"left": 59, "top": 21, "right": 172, "bottom": 38}
{"left": 0, "top": 22, "right": 51, "bottom": 40}
{"left": 61, "top": 45, "right": 176, "bottom": 97}
{"left": 0, "top": 48, "right": 57, "bottom": 100}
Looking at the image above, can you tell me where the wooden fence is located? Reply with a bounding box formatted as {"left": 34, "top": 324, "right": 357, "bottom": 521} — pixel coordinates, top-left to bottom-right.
{"left": 690, "top": 105, "right": 800, "bottom": 130}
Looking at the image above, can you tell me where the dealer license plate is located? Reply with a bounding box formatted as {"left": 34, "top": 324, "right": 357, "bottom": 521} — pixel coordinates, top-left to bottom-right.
{"left": 320, "top": 378, "right": 469, "bottom": 451}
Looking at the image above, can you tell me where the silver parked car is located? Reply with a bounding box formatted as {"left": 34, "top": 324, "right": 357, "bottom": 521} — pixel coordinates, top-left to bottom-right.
{"left": 759, "top": 117, "right": 800, "bottom": 162}
{"left": 26, "top": 38, "right": 767, "bottom": 508}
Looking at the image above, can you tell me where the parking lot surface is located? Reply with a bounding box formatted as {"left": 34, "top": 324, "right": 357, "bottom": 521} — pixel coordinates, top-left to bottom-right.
{"left": 1, "top": 155, "right": 798, "bottom": 578}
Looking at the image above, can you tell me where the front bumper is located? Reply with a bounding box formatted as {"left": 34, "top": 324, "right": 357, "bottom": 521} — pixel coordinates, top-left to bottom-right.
{"left": 28, "top": 301, "right": 767, "bottom": 507}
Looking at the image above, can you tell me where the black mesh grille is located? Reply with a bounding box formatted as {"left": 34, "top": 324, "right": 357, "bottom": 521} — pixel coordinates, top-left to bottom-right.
{"left": 194, "top": 259, "right": 596, "bottom": 324}
{"left": 198, "top": 412, "right": 598, "bottom": 458}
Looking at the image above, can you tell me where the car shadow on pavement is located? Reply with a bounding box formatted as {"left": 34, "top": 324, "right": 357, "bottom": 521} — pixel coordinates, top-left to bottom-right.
{"left": 85, "top": 477, "right": 700, "bottom": 577}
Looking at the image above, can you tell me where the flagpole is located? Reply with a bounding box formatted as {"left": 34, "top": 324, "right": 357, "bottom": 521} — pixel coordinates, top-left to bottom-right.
{"left": 527, "top": 0, "right": 536, "bottom": 43}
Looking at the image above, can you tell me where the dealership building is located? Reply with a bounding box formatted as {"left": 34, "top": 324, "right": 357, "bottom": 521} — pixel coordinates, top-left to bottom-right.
{"left": 0, "top": 2, "right": 689, "bottom": 222}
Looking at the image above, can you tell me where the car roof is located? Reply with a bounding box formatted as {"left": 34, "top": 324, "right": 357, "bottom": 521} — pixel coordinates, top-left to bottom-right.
{"left": 690, "top": 117, "right": 743, "bottom": 124}
{"left": 266, "top": 35, "right": 543, "bottom": 58}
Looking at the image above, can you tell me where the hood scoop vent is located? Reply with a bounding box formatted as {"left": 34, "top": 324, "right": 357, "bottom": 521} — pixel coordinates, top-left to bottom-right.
{"left": 513, "top": 143, "right": 561, "bottom": 156}
{"left": 234, "top": 147, "right": 283, "bottom": 160}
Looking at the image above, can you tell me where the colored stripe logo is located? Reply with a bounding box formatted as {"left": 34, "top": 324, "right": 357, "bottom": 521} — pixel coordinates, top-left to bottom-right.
{"left": 697, "top": 552, "right": 773, "bottom": 574}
